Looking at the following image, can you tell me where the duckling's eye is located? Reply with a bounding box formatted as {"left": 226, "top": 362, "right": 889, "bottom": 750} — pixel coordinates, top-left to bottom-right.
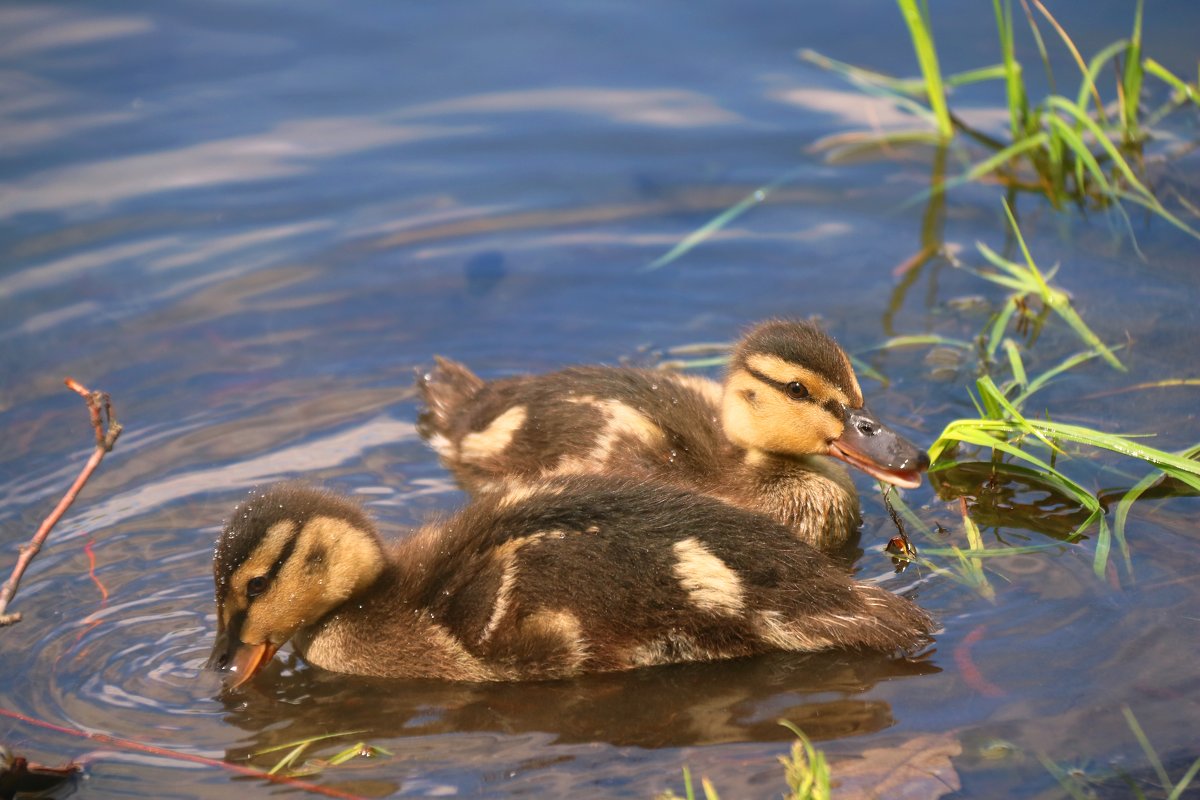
{"left": 785, "top": 381, "right": 809, "bottom": 400}
{"left": 246, "top": 575, "right": 269, "bottom": 598}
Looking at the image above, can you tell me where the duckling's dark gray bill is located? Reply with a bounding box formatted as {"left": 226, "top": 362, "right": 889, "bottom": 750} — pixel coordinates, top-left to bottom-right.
{"left": 828, "top": 406, "right": 929, "bottom": 489}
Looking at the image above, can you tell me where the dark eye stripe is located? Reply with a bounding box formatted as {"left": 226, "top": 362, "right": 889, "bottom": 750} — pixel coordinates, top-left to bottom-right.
{"left": 745, "top": 367, "right": 847, "bottom": 420}
{"left": 822, "top": 398, "right": 846, "bottom": 419}
{"left": 745, "top": 366, "right": 801, "bottom": 398}
{"left": 262, "top": 533, "right": 300, "bottom": 586}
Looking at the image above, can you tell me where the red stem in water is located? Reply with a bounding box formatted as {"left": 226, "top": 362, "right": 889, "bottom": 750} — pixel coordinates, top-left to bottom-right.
{"left": 0, "top": 708, "right": 371, "bottom": 800}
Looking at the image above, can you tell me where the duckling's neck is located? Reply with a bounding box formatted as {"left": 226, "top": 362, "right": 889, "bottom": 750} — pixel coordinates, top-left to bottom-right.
{"left": 290, "top": 562, "right": 499, "bottom": 681}
{"left": 717, "top": 447, "right": 861, "bottom": 550}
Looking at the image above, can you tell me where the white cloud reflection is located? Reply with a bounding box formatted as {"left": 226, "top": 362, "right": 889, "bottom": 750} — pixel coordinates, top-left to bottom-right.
{"left": 27, "top": 416, "right": 419, "bottom": 540}
{"left": 0, "top": 118, "right": 468, "bottom": 218}
{"left": 770, "top": 86, "right": 1011, "bottom": 136}
{"left": 401, "top": 87, "right": 741, "bottom": 128}
{"left": 0, "top": 6, "right": 151, "bottom": 59}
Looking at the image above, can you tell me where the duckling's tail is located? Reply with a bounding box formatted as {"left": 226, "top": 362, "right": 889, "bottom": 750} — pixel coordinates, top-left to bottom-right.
{"left": 416, "top": 356, "right": 484, "bottom": 446}
{"left": 843, "top": 585, "right": 936, "bottom": 653}
{"left": 765, "top": 581, "right": 935, "bottom": 655}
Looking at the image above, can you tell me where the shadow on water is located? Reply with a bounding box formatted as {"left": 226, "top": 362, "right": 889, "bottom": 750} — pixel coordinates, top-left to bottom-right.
{"left": 216, "top": 650, "right": 941, "bottom": 753}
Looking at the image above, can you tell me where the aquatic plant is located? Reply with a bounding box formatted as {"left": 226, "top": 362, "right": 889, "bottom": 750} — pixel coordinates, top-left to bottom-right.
{"left": 805, "top": 0, "right": 1200, "bottom": 239}
{"left": 658, "top": 722, "right": 831, "bottom": 800}
{"left": 251, "top": 731, "right": 390, "bottom": 779}
{"left": 1039, "top": 706, "right": 1200, "bottom": 799}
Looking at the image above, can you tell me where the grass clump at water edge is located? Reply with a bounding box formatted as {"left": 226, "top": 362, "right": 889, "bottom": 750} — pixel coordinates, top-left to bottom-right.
{"left": 804, "top": 0, "right": 1200, "bottom": 241}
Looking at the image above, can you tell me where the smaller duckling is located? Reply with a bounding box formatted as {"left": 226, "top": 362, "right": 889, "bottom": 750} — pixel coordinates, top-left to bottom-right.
{"left": 207, "top": 479, "right": 933, "bottom": 687}
{"left": 418, "top": 319, "right": 929, "bottom": 551}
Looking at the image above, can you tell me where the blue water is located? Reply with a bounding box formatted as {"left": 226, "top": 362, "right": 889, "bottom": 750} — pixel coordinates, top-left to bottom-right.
{"left": 2, "top": 1, "right": 1199, "bottom": 797}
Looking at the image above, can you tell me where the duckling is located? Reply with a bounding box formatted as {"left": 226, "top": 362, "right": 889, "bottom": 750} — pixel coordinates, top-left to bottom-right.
{"left": 207, "top": 479, "right": 933, "bottom": 687}
{"left": 417, "top": 319, "right": 929, "bottom": 551}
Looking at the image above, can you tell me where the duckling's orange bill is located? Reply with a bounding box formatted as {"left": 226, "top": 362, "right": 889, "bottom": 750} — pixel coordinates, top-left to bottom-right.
{"left": 828, "top": 406, "right": 929, "bottom": 489}
{"left": 207, "top": 629, "right": 278, "bottom": 688}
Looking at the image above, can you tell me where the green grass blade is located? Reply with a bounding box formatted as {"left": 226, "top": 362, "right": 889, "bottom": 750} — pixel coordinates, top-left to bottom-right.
{"left": 864, "top": 334, "right": 975, "bottom": 351}
{"left": 1122, "top": 706, "right": 1172, "bottom": 790}
{"left": 1046, "top": 97, "right": 1154, "bottom": 200}
{"left": 1042, "top": 115, "right": 1114, "bottom": 195}
{"left": 798, "top": 49, "right": 925, "bottom": 95}
{"left": 1013, "top": 345, "right": 1117, "bottom": 406}
{"left": 269, "top": 743, "right": 311, "bottom": 776}
{"left": 1167, "top": 758, "right": 1200, "bottom": 800}
{"left": 917, "top": 543, "right": 1058, "bottom": 557}
{"left": 897, "top": 0, "right": 952, "bottom": 137}
{"left": 1114, "top": 441, "right": 1200, "bottom": 579}
{"left": 1028, "top": 0, "right": 1107, "bottom": 120}
{"left": 993, "top": 0, "right": 1027, "bottom": 141}
{"left": 1114, "top": 188, "right": 1200, "bottom": 241}
{"left": 644, "top": 168, "right": 802, "bottom": 271}
{"left": 977, "top": 374, "right": 1061, "bottom": 450}
{"left": 961, "top": 419, "right": 1200, "bottom": 491}
{"left": 958, "top": 133, "right": 1050, "bottom": 190}
{"left": 1003, "top": 339, "right": 1027, "bottom": 391}
{"left": 252, "top": 730, "right": 369, "bottom": 757}
{"left": 1049, "top": 302, "right": 1125, "bottom": 371}
{"left": 846, "top": 354, "right": 888, "bottom": 386}
{"left": 1091, "top": 512, "right": 1113, "bottom": 579}
{"left": 971, "top": 269, "right": 1038, "bottom": 294}
{"left": 1072, "top": 39, "right": 1129, "bottom": 116}
{"left": 1001, "top": 199, "right": 1050, "bottom": 295}
{"left": 1121, "top": 0, "right": 1144, "bottom": 136}
{"left": 986, "top": 297, "right": 1019, "bottom": 358}
{"left": 1037, "top": 752, "right": 1096, "bottom": 800}
{"left": 1017, "top": 0, "right": 1056, "bottom": 99}
{"left": 1143, "top": 58, "right": 1199, "bottom": 106}
{"left": 946, "top": 64, "right": 1009, "bottom": 87}
{"left": 975, "top": 240, "right": 1034, "bottom": 282}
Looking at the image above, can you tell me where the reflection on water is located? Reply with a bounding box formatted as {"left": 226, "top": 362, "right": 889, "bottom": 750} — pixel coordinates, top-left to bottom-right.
{"left": 219, "top": 650, "right": 940, "bottom": 752}
{"left": 2, "top": 0, "right": 1200, "bottom": 796}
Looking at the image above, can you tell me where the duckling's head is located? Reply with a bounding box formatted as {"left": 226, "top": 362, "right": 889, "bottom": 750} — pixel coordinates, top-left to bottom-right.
{"left": 206, "top": 483, "right": 385, "bottom": 688}
{"left": 721, "top": 320, "right": 929, "bottom": 487}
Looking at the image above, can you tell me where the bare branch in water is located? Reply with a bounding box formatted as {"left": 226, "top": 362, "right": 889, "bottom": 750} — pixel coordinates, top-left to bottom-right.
{"left": 0, "top": 378, "right": 123, "bottom": 627}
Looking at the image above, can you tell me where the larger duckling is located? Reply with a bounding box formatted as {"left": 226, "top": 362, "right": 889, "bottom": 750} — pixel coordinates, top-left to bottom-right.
{"left": 207, "top": 479, "right": 933, "bottom": 686}
{"left": 417, "top": 319, "right": 928, "bottom": 551}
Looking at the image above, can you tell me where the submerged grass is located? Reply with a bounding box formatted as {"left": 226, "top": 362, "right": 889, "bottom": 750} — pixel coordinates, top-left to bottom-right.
{"left": 1039, "top": 706, "right": 1200, "bottom": 799}
{"left": 658, "top": 722, "right": 831, "bottom": 800}
{"left": 250, "top": 731, "right": 390, "bottom": 779}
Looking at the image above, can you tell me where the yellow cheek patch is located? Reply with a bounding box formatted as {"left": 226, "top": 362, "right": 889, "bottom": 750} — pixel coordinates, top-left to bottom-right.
{"left": 722, "top": 371, "right": 844, "bottom": 455}
{"left": 231, "top": 516, "right": 383, "bottom": 646}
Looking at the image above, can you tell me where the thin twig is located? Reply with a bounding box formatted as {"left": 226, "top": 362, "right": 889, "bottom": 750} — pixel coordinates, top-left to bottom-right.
{"left": 0, "top": 378, "right": 123, "bottom": 627}
{"left": 0, "top": 708, "right": 370, "bottom": 800}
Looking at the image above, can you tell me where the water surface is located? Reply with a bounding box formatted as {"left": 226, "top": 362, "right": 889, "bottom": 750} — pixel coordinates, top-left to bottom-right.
{"left": 2, "top": 1, "right": 1199, "bottom": 797}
